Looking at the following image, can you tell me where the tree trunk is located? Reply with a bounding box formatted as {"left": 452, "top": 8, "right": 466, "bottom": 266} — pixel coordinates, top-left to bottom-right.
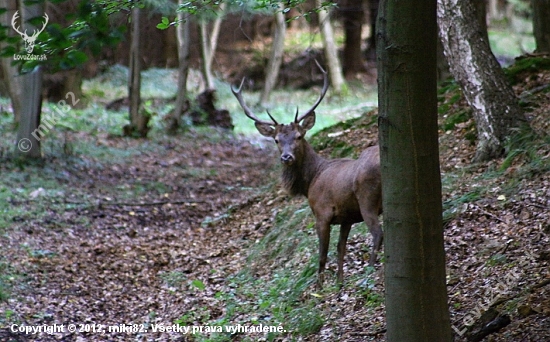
{"left": 16, "top": 67, "right": 43, "bottom": 158}
{"left": 206, "top": 3, "right": 224, "bottom": 74}
{"left": 438, "top": 0, "right": 527, "bottom": 162}
{"left": 259, "top": 8, "right": 285, "bottom": 106}
{"left": 488, "top": 0, "right": 503, "bottom": 22}
{"left": 365, "top": 0, "right": 379, "bottom": 60}
{"left": 167, "top": 4, "right": 191, "bottom": 134}
{"left": 127, "top": 6, "right": 148, "bottom": 137}
{"left": 377, "top": 0, "right": 452, "bottom": 341}
{"left": 0, "top": 0, "right": 23, "bottom": 126}
{"left": 14, "top": 0, "right": 44, "bottom": 158}
{"left": 198, "top": 3, "right": 225, "bottom": 91}
{"left": 532, "top": 0, "right": 550, "bottom": 53}
{"left": 316, "top": 0, "right": 346, "bottom": 94}
{"left": 340, "top": 0, "right": 365, "bottom": 77}
{"left": 62, "top": 70, "right": 84, "bottom": 109}
{"left": 199, "top": 22, "right": 215, "bottom": 90}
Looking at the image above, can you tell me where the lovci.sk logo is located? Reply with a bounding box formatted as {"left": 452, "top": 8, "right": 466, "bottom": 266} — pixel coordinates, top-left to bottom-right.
{"left": 11, "top": 10, "right": 48, "bottom": 61}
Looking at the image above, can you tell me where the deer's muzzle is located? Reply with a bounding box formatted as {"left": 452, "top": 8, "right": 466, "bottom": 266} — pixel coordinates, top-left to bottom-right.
{"left": 280, "top": 153, "right": 294, "bottom": 165}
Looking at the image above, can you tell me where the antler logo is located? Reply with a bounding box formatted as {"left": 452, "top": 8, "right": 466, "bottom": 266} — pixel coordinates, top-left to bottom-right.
{"left": 11, "top": 11, "right": 49, "bottom": 54}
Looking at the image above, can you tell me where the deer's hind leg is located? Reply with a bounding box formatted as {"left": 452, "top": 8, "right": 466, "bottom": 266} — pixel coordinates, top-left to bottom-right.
{"left": 358, "top": 197, "right": 383, "bottom": 266}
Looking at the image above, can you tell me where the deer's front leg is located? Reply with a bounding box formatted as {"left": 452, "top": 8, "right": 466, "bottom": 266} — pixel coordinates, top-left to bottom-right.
{"left": 337, "top": 223, "right": 352, "bottom": 287}
{"left": 315, "top": 219, "right": 331, "bottom": 289}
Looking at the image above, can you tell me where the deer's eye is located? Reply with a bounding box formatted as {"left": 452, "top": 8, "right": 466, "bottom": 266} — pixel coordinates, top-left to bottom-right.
{"left": 296, "top": 135, "right": 302, "bottom": 140}
{"left": 274, "top": 138, "right": 279, "bottom": 144}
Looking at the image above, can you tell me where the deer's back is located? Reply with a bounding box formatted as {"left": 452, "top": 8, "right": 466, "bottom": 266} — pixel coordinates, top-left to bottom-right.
{"left": 308, "top": 145, "right": 381, "bottom": 224}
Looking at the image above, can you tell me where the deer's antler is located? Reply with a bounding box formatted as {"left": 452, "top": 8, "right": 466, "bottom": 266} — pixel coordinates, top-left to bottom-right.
{"left": 295, "top": 60, "right": 329, "bottom": 123}
{"left": 231, "top": 79, "right": 277, "bottom": 126}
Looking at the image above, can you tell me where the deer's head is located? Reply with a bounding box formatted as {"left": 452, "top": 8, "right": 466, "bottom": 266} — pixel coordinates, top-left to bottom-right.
{"left": 232, "top": 61, "right": 329, "bottom": 166}
{"left": 12, "top": 11, "right": 49, "bottom": 54}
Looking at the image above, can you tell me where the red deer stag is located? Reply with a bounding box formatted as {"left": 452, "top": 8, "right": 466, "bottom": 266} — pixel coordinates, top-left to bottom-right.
{"left": 232, "top": 64, "right": 383, "bottom": 287}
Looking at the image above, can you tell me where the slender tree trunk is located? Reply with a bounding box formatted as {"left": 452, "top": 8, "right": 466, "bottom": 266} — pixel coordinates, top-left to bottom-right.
{"left": 532, "top": 0, "right": 550, "bottom": 53}
{"left": 488, "top": 0, "right": 503, "bottom": 22}
{"left": 366, "top": 0, "right": 379, "bottom": 60}
{"left": 198, "top": 3, "right": 225, "bottom": 91}
{"left": 127, "top": 6, "right": 148, "bottom": 137}
{"left": 340, "top": 0, "right": 365, "bottom": 77}
{"left": 438, "top": 0, "right": 527, "bottom": 162}
{"left": 377, "top": 0, "right": 452, "bottom": 340}
{"left": 316, "top": 0, "right": 345, "bottom": 94}
{"left": 167, "top": 5, "right": 190, "bottom": 134}
{"left": 206, "top": 3, "right": 224, "bottom": 73}
{"left": 199, "top": 22, "right": 215, "bottom": 90}
{"left": 62, "top": 70, "right": 84, "bottom": 109}
{"left": 259, "top": 7, "right": 285, "bottom": 106}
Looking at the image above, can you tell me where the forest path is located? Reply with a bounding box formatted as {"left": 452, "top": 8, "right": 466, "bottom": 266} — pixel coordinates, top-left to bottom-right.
{"left": 1, "top": 132, "right": 278, "bottom": 341}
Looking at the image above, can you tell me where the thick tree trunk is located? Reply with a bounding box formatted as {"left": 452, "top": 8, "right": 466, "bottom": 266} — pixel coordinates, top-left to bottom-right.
{"left": 340, "top": 0, "right": 365, "bottom": 77}
{"left": 316, "top": 0, "right": 345, "bottom": 94}
{"left": 167, "top": 5, "right": 190, "bottom": 134}
{"left": 127, "top": 6, "right": 148, "bottom": 137}
{"left": 0, "top": 0, "right": 22, "bottom": 125}
{"left": 532, "top": 0, "right": 550, "bottom": 53}
{"left": 438, "top": 0, "right": 527, "bottom": 162}
{"left": 473, "top": 0, "right": 489, "bottom": 43}
{"left": 377, "top": 0, "right": 452, "bottom": 340}
{"left": 259, "top": 8, "right": 285, "bottom": 106}
{"left": 16, "top": 68, "right": 43, "bottom": 158}
{"left": 14, "top": 0, "right": 44, "bottom": 158}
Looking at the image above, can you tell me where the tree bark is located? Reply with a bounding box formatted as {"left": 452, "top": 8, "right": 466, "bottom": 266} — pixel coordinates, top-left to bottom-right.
{"left": 14, "top": 0, "right": 44, "bottom": 158}
{"left": 259, "top": 7, "right": 285, "bottom": 106}
{"left": 0, "top": 0, "right": 23, "bottom": 126}
{"left": 205, "top": 2, "right": 224, "bottom": 76}
{"left": 316, "top": 0, "right": 345, "bottom": 94}
{"left": 532, "top": 0, "right": 550, "bottom": 53}
{"left": 62, "top": 70, "right": 84, "bottom": 109}
{"left": 377, "top": 0, "right": 452, "bottom": 340}
{"left": 340, "top": 0, "right": 365, "bottom": 77}
{"left": 473, "top": 0, "right": 489, "bottom": 43}
{"left": 199, "top": 2, "right": 225, "bottom": 90}
{"left": 438, "top": 0, "right": 527, "bottom": 162}
{"left": 127, "top": 6, "right": 148, "bottom": 137}
{"left": 199, "top": 21, "right": 215, "bottom": 90}
{"left": 167, "top": 3, "right": 190, "bottom": 134}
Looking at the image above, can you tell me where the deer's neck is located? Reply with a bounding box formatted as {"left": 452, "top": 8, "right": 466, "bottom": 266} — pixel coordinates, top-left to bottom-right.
{"left": 282, "top": 142, "right": 325, "bottom": 197}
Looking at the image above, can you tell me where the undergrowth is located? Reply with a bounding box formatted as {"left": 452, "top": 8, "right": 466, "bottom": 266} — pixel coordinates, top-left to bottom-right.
{"left": 193, "top": 200, "right": 379, "bottom": 341}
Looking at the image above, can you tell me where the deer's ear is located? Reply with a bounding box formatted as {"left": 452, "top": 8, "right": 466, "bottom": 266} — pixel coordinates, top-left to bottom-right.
{"left": 255, "top": 122, "right": 276, "bottom": 137}
{"left": 300, "top": 112, "right": 316, "bottom": 131}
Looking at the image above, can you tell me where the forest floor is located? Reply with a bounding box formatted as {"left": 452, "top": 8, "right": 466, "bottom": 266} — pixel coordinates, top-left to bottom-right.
{"left": 1, "top": 56, "right": 550, "bottom": 342}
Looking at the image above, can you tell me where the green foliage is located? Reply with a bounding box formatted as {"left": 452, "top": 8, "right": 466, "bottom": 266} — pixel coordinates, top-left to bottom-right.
{"left": 504, "top": 57, "right": 550, "bottom": 85}
{"left": 0, "top": 0, "right": 125, "bottom": 73}
{"left": 191, "top": 279, "right": 207, "bottom": 291}
{"left": 500, "top": 124, "right": 550, "bottom": 177}
{"left": 487, "top": 253, "right": 508, "bottom": 266}
{"left": 308, "top": 114, "right": 377, "bottom": 158}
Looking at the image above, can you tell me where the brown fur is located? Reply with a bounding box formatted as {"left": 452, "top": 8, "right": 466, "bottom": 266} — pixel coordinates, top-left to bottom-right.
{"left": 260, "top": 120, "right": 383, "bottom": 288}
{"left": 232, "top": 67, "right": 382, "bottom": 287}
